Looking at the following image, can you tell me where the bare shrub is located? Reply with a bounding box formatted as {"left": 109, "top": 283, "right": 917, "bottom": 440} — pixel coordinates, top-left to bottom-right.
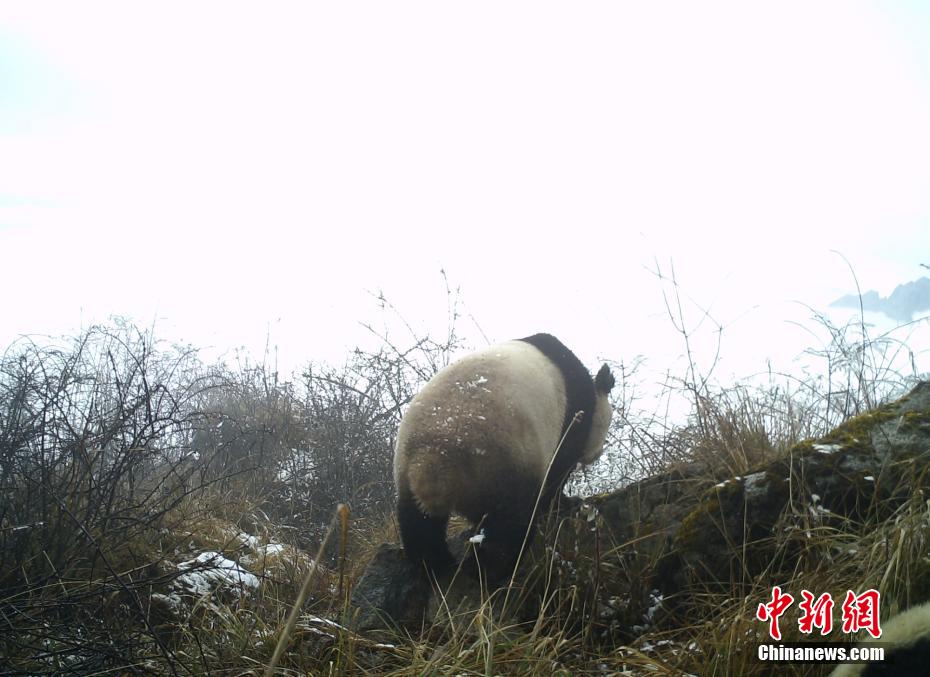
{"left": 189, "top": 359, "right": 304, "bottom": 500}
{"left": 0, "top": 321, "right": 218, "bottom": 671}
{"left": 583, "top": 263, "right": 928, "bottom": 490}
{"left": 792, "top": 306, "right": 925, "bottom": 426}
{"left": 271, "top": 313, "right": 467, "bottom": 546}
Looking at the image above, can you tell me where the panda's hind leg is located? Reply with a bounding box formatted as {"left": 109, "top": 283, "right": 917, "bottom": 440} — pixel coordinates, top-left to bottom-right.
{"left": 467, "top": 494, "right": 537, "bottom": 585}
{"left": 397, "top": 489, "right": 456, "bottom": 575}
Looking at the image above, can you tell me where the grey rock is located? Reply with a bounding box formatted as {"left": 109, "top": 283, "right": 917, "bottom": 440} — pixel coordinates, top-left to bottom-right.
{"left": 350, "top": 544, "right": 433, "bottom": 632}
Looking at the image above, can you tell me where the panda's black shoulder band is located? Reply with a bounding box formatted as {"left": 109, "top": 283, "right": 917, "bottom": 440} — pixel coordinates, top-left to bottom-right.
{"left": 517, "top": 333, "right": 596, "bottom": 493}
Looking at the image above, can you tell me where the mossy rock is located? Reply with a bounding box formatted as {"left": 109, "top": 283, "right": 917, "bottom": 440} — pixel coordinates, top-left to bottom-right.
{"left": 664, "top": 381, "right": 930, "bottom": 598}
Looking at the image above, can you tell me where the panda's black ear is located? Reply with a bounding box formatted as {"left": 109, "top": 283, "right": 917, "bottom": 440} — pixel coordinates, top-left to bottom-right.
{"left": 595, "top": 364, "right": 615, "bottom": 393}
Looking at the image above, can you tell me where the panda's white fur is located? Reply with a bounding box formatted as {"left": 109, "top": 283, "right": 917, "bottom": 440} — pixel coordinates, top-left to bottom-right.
{"left": 830, "top": 600, "right": 930, "bottom": 676}
{"left": 393, "top": 333, "right": 613, "bottom": 579}
{"left": 583, "top": 376, "right": 614, "bottom": 464}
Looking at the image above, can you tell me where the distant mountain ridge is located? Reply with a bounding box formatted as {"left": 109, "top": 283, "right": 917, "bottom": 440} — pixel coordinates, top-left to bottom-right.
{"left": 830, "top": 276, "right": 930, "bottom": 322}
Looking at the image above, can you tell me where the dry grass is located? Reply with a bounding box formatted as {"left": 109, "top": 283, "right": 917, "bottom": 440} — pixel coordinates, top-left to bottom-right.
{"left": 2, "top": 297, "right": 927, "bottom": 674}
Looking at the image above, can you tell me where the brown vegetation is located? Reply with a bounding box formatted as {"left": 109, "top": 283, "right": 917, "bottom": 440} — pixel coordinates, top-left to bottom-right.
{"left": 1, "top": 285, "right": 927, "bottom": 674}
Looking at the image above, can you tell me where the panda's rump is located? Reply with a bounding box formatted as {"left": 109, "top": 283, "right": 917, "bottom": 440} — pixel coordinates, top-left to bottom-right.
{"left": 404, "top": 435, "right": 534, "bottom": 521}
{"left": 399, "top": 399, "right": 545, "bottom": 518}
{"left": 394, "top": 340, "right": 567, "bottom": 518}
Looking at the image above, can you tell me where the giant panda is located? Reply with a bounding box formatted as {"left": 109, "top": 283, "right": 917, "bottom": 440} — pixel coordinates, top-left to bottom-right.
{"left": 393, "top": 332, "right": 614, "bottom": 581}
{"left": 830, "top": 600, "right": 930, "bottom": 676}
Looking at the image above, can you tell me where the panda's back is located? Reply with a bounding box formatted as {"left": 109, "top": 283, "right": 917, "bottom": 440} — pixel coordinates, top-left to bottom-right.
{"left": 394, "top": 340, "right": 567, "bottom": 519}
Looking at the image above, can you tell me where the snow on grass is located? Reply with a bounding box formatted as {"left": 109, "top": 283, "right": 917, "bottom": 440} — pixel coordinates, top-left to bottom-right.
{"left": 174, "top": 551, "right": 259, "bottom": 598}
{"left": 812, "top": 443, "right": 843, "bottom": 453}
{"left": 261, "top": 542, "right": 286, "bottom": 556}
{"left": 233, "top": 531, "right": 260, "bottom": 550}
{"left": 468, "top": 530, "right": 486, "bottom": 545}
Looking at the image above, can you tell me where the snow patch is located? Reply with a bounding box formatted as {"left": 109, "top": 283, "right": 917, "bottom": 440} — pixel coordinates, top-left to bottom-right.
{"left": 151, "top": 591, "right": 183, "bottom": 612}
{"left": 261, "top": 543, "right": 286, "bottom": 556}
{"left": 812, "top": 443, "right": 842, "bottom": 454}
{"left": 10, "top": 522, "right": 44, "bottom": 532}
{"left": 579, "top": 502, "right": 599, "bottom": 522}
{"left": 742, "top": 472, "right": 767, "bottom": 497}
{"left": 233, "top": 531, "right": 260, "bottom": 550}
{"left": 305, "top": 614, "right": 346, "bottom": 630}
{"left": 174, "top": 551, "right": 259, "bottom": 598}
{"left": 809, "top": 504, "right": 832, "bottom": 517}
{"left": 631, "top": 589, "right": 664, "bottom": 633}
